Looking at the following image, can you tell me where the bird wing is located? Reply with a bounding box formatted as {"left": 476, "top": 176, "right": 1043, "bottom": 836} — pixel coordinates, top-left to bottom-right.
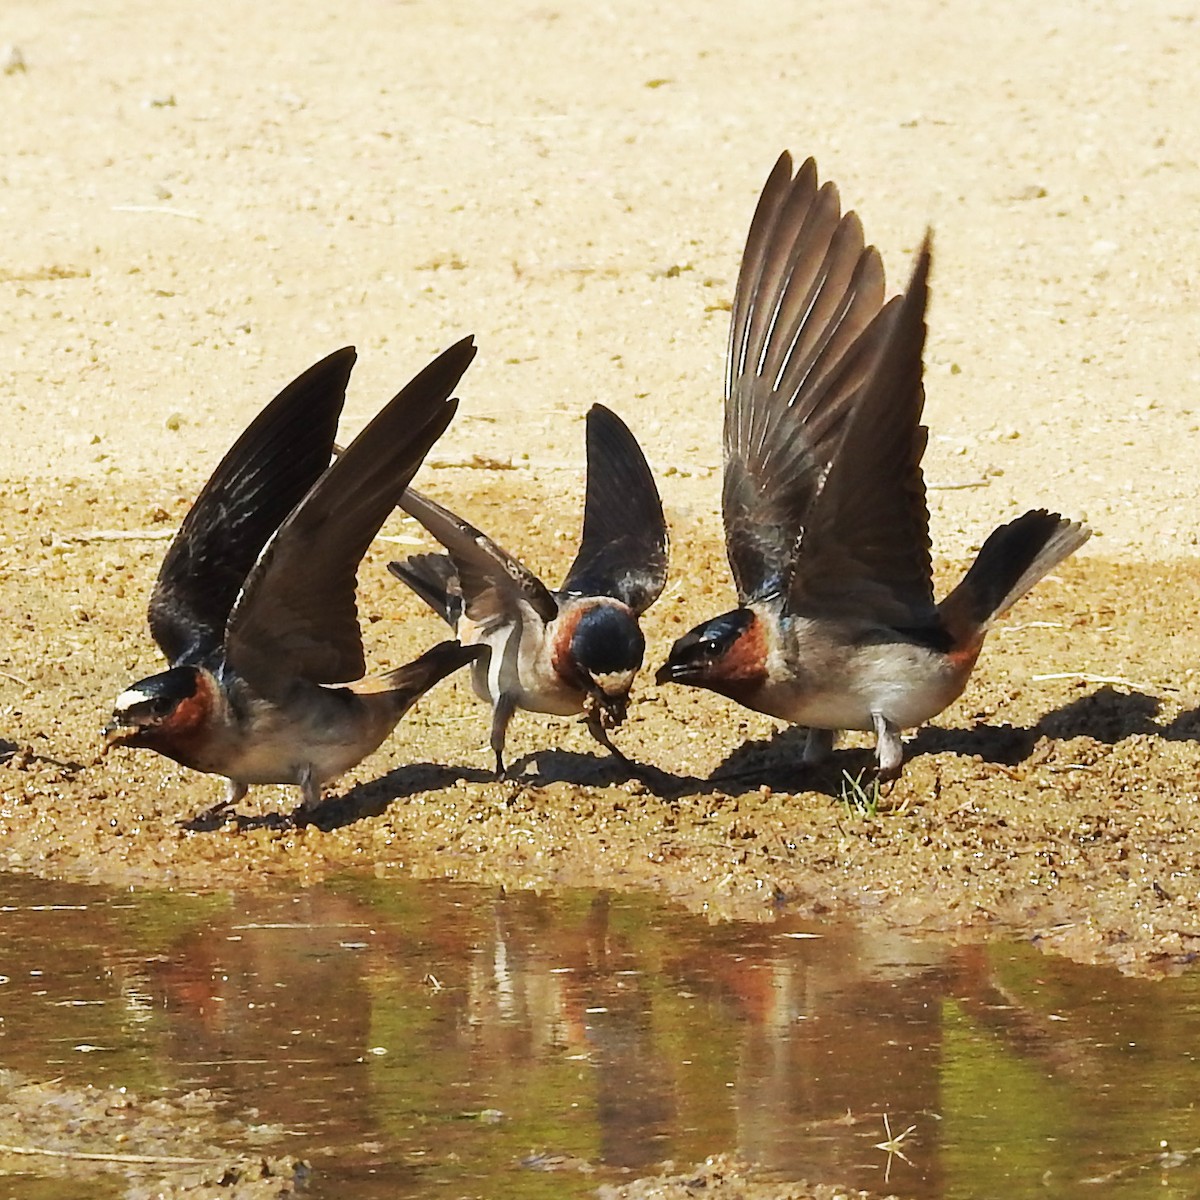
{"left": 559, "top": 404, "right": 668, "bottom": 615}
{"left": 723, "top": 152, "right": 890, "bottom": 604}
{"left": 223, "top": 337, "right": 476, "bottom": 687}
{"left": 148, "top": 348, "right": 354, "bottom": 666}
{"left": 789, "top": 237, "right": 937, "bottom": 627}
{"left": 399, "top": 488, "right": 558, "bottom": 631}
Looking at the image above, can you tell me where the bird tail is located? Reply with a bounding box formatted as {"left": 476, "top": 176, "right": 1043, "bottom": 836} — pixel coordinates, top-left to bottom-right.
{"left": 939, "top": 509, "right": 1090, "bottom": 639}
{"left": 348, "top": 640, "right": 481, "bottom": 720}
{"left": 388, "top": 553, "right": 463, "bottom": 626}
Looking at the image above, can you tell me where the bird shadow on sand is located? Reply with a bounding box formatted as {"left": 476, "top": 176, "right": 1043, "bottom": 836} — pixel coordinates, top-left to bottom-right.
{"left": 180, "top": 687, "right": 1199, "bottom": 830}
{"left": 182, "top": 762, "right": 493, "bottom": 834}
{"left": 307, "top": 762, "right": 495, "bottom": 832}
{"left": 692, "top": 685, "right": 1184, "bottom": 799}
{"left": 308, "top": 748, "right": 691, "bottom": 826}
{"left": 505, "top": 747, "right": 670, "bottom": 789}
{"left": 477, "top": 688, "right": 1195, "bottom": 802}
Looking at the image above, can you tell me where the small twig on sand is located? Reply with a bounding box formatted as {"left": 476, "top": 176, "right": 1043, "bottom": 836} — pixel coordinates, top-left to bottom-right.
{"left": 0, "top": 1143, "right": 217, "bottom": 1166}
{"left": 927, "top": 479, "right": 991, "bottom": 490}
{"left": 1031, "top": 671, "right": 1160, "bottom": 693}
{"left": 426, "top": 454, "right": 517, "bottom": 470}
{"left": 64, "top": 529, "right": 175, "bottom": 544}
{"left": 111, "top": 204, "right": 204, "bottom": 222}
{"left": 0, "top": 669, "right": 29, "bottom": 686}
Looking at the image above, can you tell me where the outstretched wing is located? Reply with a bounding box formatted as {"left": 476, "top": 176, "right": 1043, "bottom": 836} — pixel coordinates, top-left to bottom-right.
{"left": 723, "top": 152, "right": 891, "bottom": 603}
{"left": 398, "top": 489, "right": 558, "bottom": 631}
{"left": 224, "top": 337, "right": 476, "bottom": 687}
{"left": 791, "top": 237, "right": 937, "bottom": 627}
{"left": 148, "top": 348, "right": 354, "bottom": 665}
{"left": 560, "top": 404, "right": 668, "bottom": 614}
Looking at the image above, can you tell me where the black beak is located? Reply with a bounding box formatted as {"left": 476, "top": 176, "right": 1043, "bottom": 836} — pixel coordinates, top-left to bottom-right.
{"left": 101, "top": 715, "right": 143, "bottom": 752}
{"left": 654, "top": 660, "right": 680, "bottom": 686}
{"left": 100, "top": 719, "right": 124, "bottom": 755}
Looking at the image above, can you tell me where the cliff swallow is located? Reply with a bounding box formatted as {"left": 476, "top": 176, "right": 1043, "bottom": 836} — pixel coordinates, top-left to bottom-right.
{"left": 388, "top": 403, "right": 668, "bottom": 776}
{"left": 656, "top": 153, "right": 1090, "bottom": 779}
{"left": 104, "top": 338, "right": 481, "bottom": 820}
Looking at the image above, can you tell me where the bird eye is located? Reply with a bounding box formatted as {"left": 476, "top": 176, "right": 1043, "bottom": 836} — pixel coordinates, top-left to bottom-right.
{"left": 134, "top": 695, "right": 177, "bottom": 721}
{"left": 680, "top": 635, "right": 716, "bottom": 662}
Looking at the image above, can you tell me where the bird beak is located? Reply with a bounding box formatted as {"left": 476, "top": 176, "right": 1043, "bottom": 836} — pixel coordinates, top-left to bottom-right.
{"left": 101, "top": 719, "right": 134, "bottom": 753}
{"left": 654, "top": 660, "right": 681, "bottom": 685}
{"left": 583, "top": 681, "right": 628, "bottom": 729}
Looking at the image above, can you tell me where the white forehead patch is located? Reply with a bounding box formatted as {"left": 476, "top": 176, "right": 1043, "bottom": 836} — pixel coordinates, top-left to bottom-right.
{"left": 114, "top": 687, "right": 155, "bottom": 712}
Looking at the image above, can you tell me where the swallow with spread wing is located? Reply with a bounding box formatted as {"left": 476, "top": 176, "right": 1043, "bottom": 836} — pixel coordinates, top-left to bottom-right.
{"left": 104, "top": 338, "right": 481, "bottom": 820}
{"left": 656, "top": 153, "right": 1089, "bottom": 779}
{"left": 389, "top": 404, "right": 668, "bottom": 776}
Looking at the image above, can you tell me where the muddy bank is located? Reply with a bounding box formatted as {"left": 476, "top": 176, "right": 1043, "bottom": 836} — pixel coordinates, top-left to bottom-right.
{"left": 2, "top": 478, "right": 1197, "bottom": 977}
{"left": 0, "top": 1071, "right": 304, "bottom": 1198}
{"left": 599, "top": 1156, "right": 882, "bottom": 1200}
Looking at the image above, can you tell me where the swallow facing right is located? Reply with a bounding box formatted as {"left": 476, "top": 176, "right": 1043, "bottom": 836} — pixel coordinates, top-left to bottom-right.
{"left": 656, "top": 153, "right": 1090, "bottom": 780}
{"left": 389, "top": 404, "right": 668, "bottom": 776}
{"left": 104, "top": 338, "right": 480, "bottom": 821}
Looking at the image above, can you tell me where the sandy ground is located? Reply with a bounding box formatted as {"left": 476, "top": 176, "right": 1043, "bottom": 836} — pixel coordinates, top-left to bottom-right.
{"left": 4, "top": 0, "right": 1200, "bottom": 559}
{"left": 2, "top": 2, "right": 1200, "bottom": 1190}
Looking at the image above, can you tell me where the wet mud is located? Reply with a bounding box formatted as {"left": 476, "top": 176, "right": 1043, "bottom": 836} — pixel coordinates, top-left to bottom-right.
{"left": 0, "top": 1072, "right": 305, "bottom": 1198}
{"left": 2, "top": 476, "right": 1198, "bottom": 982}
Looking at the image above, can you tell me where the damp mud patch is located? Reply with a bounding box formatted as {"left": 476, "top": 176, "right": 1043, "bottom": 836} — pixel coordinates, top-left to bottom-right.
{"left": 1, "top": 479, "right": 1199, "bottom": 977}
{"left": 0, "top": 1070, "right": 305, "bottom": 1197}
{"left": 598, "top": 1154, "right": 881, "bottom": 1200}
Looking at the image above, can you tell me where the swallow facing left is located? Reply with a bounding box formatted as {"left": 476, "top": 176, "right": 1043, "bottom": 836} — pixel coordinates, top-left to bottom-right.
{"left": 656, "top": 152, "right": 1090, "bottom": 779}
{"left": 104, "top": 338, "right": 480, "bottom": 821}
{"left": 388, "top": 404, "right": 668, "bottom": 776}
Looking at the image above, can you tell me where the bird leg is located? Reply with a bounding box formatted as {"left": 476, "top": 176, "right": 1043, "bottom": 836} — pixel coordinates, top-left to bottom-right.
{"left": 191, "top": 778, "right": 246, "bottom": 825}
{"left": 871, "top": 713, "right": 904, "bottom": 780}
{"left": 803, "top": 728, "right": 836, "bottom": 766}
{"left": 584, "top": 711, "right": 630, "bottom": 765}
{"left": 295, "top": 765, "right": 324, "bottom": 820}
{"left": 583, "top": 712, "right": 663, "bottom": 786}
{"left": 490, "top": 694, "right": 517, "bottom": 778}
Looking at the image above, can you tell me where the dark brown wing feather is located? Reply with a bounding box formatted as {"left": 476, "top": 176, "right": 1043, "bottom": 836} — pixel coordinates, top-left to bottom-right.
{"left": 224, "top": 337, "right": 476, "bottom": 687}
{"left": 723, "top": 152, "right": 890, "bottom": 603}
{"left": 148, "top": 347, "right": 355, "bottom": 666}
{"left": 399, "top": 489, "right": 558, "bottom": 629}
{"left": 387, "top": 552, "right": 462, "bottom": 626}
{"left": 560, "top": 404, "right": 668, "bottom": 614}
{"left": 790, "top": 236, "right": 936, "bottom": 625}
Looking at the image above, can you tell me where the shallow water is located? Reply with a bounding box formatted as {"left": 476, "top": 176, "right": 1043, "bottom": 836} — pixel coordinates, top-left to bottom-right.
{"left": 0, "top": 872, "right": 1197, "bottom": 1199}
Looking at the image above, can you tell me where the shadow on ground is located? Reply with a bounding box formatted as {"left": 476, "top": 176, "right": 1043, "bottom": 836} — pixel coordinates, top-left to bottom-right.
{"left": 180, "top": 686, "right": 1199, "bottom": 832}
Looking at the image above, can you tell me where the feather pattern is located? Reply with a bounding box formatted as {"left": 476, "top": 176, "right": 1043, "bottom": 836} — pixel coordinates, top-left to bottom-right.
{"left": 789, "top": 238, "right": 936, "bottom": 626}
{"left": 223, "top": 337, "right": 476, "bottom": 688}
{"left": 722, "top": 152, "right": 889, "bottom": 603}
{"left": 561, "top": 404, "right": 668, "bottom": 614}
{"left": 149, "top": 348, "right": 354, "bottom": 666}
{"left": 398, "top": 488, "right": 559, "bottom": 630}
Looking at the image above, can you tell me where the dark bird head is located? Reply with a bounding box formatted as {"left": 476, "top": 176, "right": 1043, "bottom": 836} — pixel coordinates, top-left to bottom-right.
{"left": 103, "top": 666, "right": 212, "bottom": 757}
{"left": 556, "top": 602, "right": 646, "bottom": 724}
{"left": 655, "top": 608, "right": 766, "bottom": 699}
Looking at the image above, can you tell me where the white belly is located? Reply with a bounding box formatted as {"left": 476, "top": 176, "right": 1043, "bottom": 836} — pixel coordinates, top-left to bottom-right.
{"left": 758, "top": 634, "right": 970, "bottom": 733}
{"left": 461, "top": 617, "right": 583, "bottom": 717}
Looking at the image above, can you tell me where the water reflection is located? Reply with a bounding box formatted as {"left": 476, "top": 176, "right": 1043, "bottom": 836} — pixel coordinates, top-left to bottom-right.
{"left": 0, "top": 872, "right": 1197, "bottom": 1199}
